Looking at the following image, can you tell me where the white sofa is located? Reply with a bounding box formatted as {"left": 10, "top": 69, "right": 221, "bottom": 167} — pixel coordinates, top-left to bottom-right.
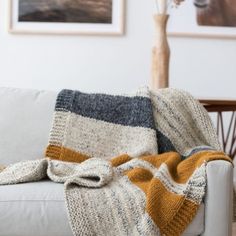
{"left": 0, "top": 87, "right": 233, "bottom": 236}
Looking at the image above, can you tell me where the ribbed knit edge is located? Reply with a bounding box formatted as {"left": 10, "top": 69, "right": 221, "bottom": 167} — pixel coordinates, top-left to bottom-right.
{"left": 46, "top": 90, "right": 75, "bottom": 160}
{"left": 161, "top": 198, "right": 199, "bottom": 236}
{"left": 55, "top": 89, "right": 75, "bottom": 112}
{"left": 160, "top": 161, "right": 208, "bottom": 236}
{"left": 159, "top": 163, "right": 207, "bottom": 236}
{"left": 46, "top": 145, "right": 90, "bottom": 163}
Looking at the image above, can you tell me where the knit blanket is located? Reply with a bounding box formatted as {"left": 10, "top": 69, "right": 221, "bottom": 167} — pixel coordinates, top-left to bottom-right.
{"left": 46, "top": 88, "right": 221, "bottom": 161}
{"left": 0, "top": 88, "right": 231, "bottom": 236}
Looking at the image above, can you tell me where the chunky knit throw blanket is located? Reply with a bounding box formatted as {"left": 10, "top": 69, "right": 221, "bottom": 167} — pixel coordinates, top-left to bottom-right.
{"left": 0, "top": 88, "right": 231, "bottom": 236}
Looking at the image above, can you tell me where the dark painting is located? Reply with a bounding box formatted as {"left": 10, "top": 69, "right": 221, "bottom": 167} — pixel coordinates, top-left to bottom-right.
{"left": 194, "top": 0, "right": 236, "bottom": 27}
{"left": 18, "top": 0, "right": 112, "bottom": 24}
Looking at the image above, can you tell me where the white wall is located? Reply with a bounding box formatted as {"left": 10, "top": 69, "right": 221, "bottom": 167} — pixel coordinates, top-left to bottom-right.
{"left": 0, "top": 0, "right": 235, "bottom": 97}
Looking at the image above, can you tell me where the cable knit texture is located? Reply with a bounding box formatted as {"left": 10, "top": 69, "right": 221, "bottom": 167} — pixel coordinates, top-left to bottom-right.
{"left": 0, "top": 87, "right": 231, "bottom": 236}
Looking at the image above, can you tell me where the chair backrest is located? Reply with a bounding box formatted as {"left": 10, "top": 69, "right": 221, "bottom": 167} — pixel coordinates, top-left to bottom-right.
{"left": 0, "top": 87, "right": 57, "bottom": 165}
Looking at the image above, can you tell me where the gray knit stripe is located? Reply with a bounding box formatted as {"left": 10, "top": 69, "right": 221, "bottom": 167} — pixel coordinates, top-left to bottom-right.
{"left": 55, "top": 89, "right": 75, "bottom": 112}
{"left": 155, "top": 129, "right": 176, "bottom": 154}
{"left": 55, "top": 89, "right": 156, "bottom": 129}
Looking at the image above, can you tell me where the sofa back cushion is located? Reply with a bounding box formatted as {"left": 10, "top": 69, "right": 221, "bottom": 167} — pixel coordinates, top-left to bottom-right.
{"left": 0, "top": 87, "right": 57, "bottom": 165}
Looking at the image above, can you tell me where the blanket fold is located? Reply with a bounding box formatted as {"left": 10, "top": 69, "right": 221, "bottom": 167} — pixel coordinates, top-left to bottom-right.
{"left": 0, "top": 87, "right": 231, "bottom": 236}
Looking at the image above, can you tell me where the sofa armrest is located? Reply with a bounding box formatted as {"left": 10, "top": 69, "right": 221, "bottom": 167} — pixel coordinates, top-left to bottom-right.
{"left": 201, "top": 160, "right": 233, "bottom": 236}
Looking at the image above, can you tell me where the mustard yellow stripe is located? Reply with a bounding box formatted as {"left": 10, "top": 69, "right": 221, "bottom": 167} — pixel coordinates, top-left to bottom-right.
{"left": 146, "top": 177, "right": 199, "bottom": 236}
{"left": 125, "top": 167, "right": 153, "bottom": 194}
{"left": 141, "top": 151, "right": 231, "bottom": 184}
{"left": 141, "top": 152, "right": 181, "bottom": 169}
{"left": 45, "top": 144, "right": 62, "bottom": 160}
{"left": 45, "top": 145, "right": 90, "bottom": 163}
{"left": 125, "top": 151, "right": 231, "bottom": 236}
{"left": 125, "top": 168, "right": 199, "bottom": 236}
{"left": 161, "top": 198, "right": 199, "bottom": 236}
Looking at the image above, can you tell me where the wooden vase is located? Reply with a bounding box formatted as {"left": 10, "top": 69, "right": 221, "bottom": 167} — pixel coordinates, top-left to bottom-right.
{"left": 151, "top": 14, "right": 170, "bottom": 89}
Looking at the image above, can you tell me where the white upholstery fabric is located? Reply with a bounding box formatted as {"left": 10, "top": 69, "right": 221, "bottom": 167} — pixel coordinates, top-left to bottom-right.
{"left": 0, "top": 180, "right": 204, "bottom": 236}
{"left": 0, "top": 87, "right": 57, "bottom": 165}
{"left": 0, "top": 180, "right": 73, "bottom": 236}
{"left": 183, "top": 204, "right": 204, "bottom": 236}
{"left": 202, "top": 160, "right": 233, "bottom": 236}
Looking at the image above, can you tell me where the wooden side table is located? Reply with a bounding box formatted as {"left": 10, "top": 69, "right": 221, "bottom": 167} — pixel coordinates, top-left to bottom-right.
{"left": 199, "top": 98, "right": 236, "bottom": 159}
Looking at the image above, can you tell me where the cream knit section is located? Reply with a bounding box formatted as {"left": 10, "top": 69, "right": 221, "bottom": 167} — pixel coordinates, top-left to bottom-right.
{"left": 151, "top": 88, "right": 221, "bottom": 155}
{"left": 50, "top": 112, "right": 158, "bottom": 159}
{"left": 65, "top": 175, "right": 161, "bottom": 236}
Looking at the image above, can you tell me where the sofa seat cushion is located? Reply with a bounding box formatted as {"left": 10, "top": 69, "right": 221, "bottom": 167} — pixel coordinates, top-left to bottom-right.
{"left": 0, "top": 180, "right": 204, "bottom": 236}
{"left": 0, "top": 180, "right": 73, "bottom": 236}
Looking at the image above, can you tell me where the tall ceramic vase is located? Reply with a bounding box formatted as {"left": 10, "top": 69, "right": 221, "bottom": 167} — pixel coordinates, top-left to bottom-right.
{"left": 151, "top": 14, "right": 170, "bottom": 89}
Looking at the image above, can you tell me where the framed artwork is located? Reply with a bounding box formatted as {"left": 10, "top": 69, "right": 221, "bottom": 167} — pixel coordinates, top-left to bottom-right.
{"left": 8, "top": 0, "right": 125, "bottom": 35}
{"left": 168, "top": 0, "right": 236, "bottom": 39}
